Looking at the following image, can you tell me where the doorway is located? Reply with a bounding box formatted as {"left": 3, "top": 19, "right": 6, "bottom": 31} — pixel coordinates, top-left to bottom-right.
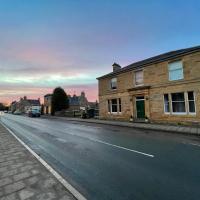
{"left": 136, "top": 96, "right": 145, "bottom": 119}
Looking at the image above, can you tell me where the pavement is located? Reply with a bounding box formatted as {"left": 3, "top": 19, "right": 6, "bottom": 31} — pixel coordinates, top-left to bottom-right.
{"left": 42, "top": 115, "right": 200, "bottom": 136}
{"left": 1, "top": 114, "right": 200, "bottom": 200}
{"left": 0, "top": 122, "right": 76, "bottom": 200}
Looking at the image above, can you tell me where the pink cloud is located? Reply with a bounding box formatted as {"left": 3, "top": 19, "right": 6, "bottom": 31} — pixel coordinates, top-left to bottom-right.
{"left": 0, "top": 84, "right": 98, "bottom": 105}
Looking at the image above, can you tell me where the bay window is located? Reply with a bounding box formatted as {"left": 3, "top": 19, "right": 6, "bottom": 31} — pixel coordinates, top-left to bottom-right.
{"left": 163, "top": 91, "right": 196, "bottom": 115}
{"left": 171, "top": 92, "right": 186, "bottom": 113}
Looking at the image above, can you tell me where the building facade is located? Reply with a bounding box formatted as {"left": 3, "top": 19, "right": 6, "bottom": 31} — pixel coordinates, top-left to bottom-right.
{"left": 43, "top": 91, "right": 95, "bottom": 114}
{"left": 10, "top": 96, "right": 41, "bottom": 113}
{"left": 44, "top": 94, "right": 52, "bottom": 114}
{"left": 68, "top": 92, "right": 89, "bottom": 111}
{"left": 97, "top": 46, "right": 200, "bottom": 124}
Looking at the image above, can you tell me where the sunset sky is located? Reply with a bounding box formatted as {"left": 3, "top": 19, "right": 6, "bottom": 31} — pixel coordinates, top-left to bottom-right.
{"left": 0, "top": 0, "right": 200, "bottom": 104}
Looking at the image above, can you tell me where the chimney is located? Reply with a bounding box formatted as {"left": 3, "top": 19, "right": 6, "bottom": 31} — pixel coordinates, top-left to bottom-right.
{"left": 112, "top": 63, "right": 121, "bottom": 72}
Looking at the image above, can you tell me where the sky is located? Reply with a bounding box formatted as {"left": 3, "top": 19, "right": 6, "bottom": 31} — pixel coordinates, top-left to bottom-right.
{"left": 0, "top": 0, "right": 200, "bottom": 104}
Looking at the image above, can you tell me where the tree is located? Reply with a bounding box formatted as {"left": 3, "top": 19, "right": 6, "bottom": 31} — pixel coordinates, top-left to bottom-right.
{"left": 51, "top": 87, "right": 69, "bottom": 115}
{"left": 0, "top": 103, "right": 6, "bottom": 111}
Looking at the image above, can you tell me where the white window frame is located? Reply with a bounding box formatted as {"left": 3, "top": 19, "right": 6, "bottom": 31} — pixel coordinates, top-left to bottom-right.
{"left": 171, "top": 92, "right": 186, "bottom": 115}
{"left": 111, "top": 99, "right": 118, "bottom": 113}
{"left": 168, "top": 61, "right": 184, "bottom": 81}
{"left": 108, "top": 98, "right": 122, "bottom": 114}
{"left": 163, "top": 91, "right": 197, "bottom": 116}
{"left": 118, "top": 98, "right": 122, "bottom": 113}
{"left": 187, "top": 91, "right": 196, "bottom": 115}
{"left": 134, "top": 70, "right": 144, "bottom": 86}
{"left": 110, "top": 78, "right": 117, "bottom": 90}
{"left": 163, "top": 94, "right": 170, "bottom": 114}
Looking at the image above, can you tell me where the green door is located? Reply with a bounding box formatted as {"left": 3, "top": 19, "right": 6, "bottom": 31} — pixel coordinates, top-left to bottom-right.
{"left": 136, "top": 99, "right": 145, "bottom": 118}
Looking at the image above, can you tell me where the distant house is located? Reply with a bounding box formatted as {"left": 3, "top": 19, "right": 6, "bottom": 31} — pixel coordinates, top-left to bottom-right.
{"left": 43, "top": 91, "right": 97, "bottom": 114}
{"left": 10, "top": 96, "right": 41, "bottom": 113}
{"left": 68, "top": 91, "right": 89, "bottom": 111}
{"left": 44, "top": 94, "right": 52, "bottom": 114}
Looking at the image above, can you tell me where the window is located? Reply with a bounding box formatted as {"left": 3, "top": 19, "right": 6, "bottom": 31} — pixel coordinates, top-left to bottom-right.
{"left": 110, "top": 78, "right": 117, "bottom": 90}
{"left": 168, "top": 61, "right": 183, "bottom": 81}
{"left": 163, "top": 91, "right": 196, "bottom": 115}
{"left": 111, "top": 99, "right": 118, "bottom": 112}
{"left": 164, "top": 94, "right": 170, "bottom": 113}
{"left": 119, "top": 98, "right": 121, "bottom": 112}
{"left": 171, "top": 92, "right": 186, "bottom": 113}
{"left": 108, "top": 98, "right": 122, "bottom": 113}
{"left": 188, "top": 91, "right": 195, "bottom": 113}
{"left": 135, "top": 70, "right": 143, "bottom": 86}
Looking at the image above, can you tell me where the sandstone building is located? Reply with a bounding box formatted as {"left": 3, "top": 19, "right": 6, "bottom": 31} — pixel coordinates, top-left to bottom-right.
{"left": 97, "top": 46, "right": 200, "bottom": 124}
{"left": 44, "top": 91, "right": 96, "bottom": 114}
{"left": 10, "top": 96, "right": 41, "bottom": 114}
{"left": 44, "top": 94, "right": 52, "bottom": 114}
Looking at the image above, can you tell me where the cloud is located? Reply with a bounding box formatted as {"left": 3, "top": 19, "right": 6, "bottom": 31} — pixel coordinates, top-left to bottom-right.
{"left": 0, "top": 83, "right": 98, "bottom": 104}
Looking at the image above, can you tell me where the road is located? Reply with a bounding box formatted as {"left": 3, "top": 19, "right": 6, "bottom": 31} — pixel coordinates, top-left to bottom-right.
{"left": 1, "top": 114, "right": 200, "bottom": 200}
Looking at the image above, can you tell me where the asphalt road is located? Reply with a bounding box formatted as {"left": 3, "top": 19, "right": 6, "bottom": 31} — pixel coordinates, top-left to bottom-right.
{"left": 1, "top": 114, "right": 200, "bottom": 200}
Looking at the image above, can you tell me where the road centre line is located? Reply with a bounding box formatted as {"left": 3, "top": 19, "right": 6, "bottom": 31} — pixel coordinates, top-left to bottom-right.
{"left": 184, "top": 142, "right": 200, "bottom": 147}
{"left": 93, "top": 138, "right": 155, "bottom": 158}
{"left": 54, "top": 134, "right": 154, "bottom": 158}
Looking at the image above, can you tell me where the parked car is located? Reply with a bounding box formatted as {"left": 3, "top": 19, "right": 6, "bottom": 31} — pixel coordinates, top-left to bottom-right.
{"left": 13, "top": 110, "right": 22, "bottom": 115}
{"left": 28, "top": 109, "right": 41, "bottom": 117}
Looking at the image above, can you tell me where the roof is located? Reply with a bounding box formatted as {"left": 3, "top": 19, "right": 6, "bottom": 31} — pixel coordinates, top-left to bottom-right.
{"left": 68, "top": 95, "right": 80, "bottom": 106}
{"left": 44, "top": 94, "right": 52, "bottom": 97}
{"left": 97, "top": 45, "right": 200, "bottom": 80}
{"left": 27, "top": 99, "right": 40, "bottom": 105}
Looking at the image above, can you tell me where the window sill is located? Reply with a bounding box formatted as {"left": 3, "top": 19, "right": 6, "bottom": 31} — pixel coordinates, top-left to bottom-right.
{"left": 135, "top": 84, "right": 144, "bottom": 87}
{"left": 164, "top": 112, "right": 170, "bottom": 115}
{"left": 189, "top": 113, "right": 196, "bottom": 116}
{"left": 169, "top": 78, "right": 184, "bottom": 82}
{"left": 171, "top": 112, "right": 187, "bottom": 115}
{"left": 108, "top": 112, "right": 121, "bottom": 115}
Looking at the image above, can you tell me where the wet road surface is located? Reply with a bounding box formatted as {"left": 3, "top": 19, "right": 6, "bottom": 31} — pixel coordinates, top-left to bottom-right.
{"left": 1, "top": 114, "right": 200, "bottom": 200}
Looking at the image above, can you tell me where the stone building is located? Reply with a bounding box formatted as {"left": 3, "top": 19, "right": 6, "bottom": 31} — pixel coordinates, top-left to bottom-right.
{"left": 97, "top": 45, "right": 200, "bottom": 124}
{"left": 68, "top": 92, "right": 89, "bottom": 111}
{"left": 10, "top": 96, "right": 41, "bottom": 113}
{"left": 44, "top": 91, "right": 94, "bottom": 114}
{"left": 44, "top": 94, "right": 52, "bottom": 114}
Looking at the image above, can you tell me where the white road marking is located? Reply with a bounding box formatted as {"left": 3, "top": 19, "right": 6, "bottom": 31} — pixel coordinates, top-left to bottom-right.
{"left": 93, "top": 138, "right": 154, "bottom": 158}
{"left": 1, "top": 121, "right": 87, "bottom": 200}
{"left": 184, "top": 142, "right": 200, "bottom": 147}
{"left": 56, "top": 138, "right": 67, "bottom": 143}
